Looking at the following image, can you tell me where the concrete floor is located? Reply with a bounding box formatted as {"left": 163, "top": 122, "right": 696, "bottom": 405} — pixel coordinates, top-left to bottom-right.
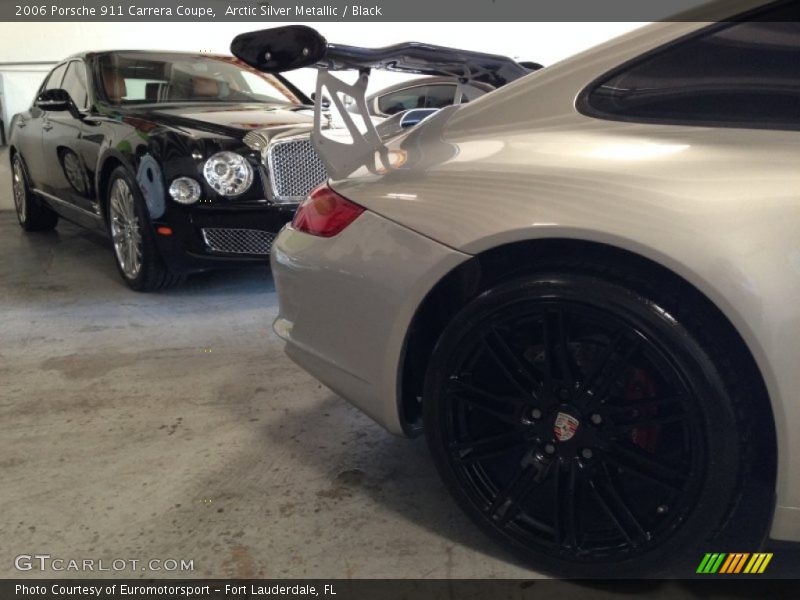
{"left": 0, "top": 150, "right": 794, "bottom": 591}
{"left": 0, "top": 210, "right": 538, "bottom": 579}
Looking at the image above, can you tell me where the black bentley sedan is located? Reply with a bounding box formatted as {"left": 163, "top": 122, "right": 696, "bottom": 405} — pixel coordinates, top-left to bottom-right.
{"left": 9, "top": 50, "right": 327, "bottom": 290}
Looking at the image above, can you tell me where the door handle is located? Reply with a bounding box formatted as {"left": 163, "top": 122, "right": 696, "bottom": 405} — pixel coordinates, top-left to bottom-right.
{"left": 42, "top": 123, "right": 53, "bottom": 132}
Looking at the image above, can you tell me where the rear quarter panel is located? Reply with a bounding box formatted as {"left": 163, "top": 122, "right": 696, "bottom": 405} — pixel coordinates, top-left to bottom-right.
{"left": 331, "top": 22, "right": 800, "bottom": 536}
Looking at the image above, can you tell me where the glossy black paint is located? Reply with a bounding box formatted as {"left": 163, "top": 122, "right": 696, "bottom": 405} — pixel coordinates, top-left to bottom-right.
{"left": 8, "top": 51, "right": 315, "bottom": 274}
{"left": 231, "top": 25, "right": 536, "bottom": 87}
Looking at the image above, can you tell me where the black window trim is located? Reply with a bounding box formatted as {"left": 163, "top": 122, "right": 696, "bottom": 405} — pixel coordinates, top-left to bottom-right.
{"left": 62, "top": 59, "right": 92, "bottom": 111}
{"left": 37, "top": 61, "right": 68, "bottom": 101}
{"left": 576, "top": 1, "right": 800, "bottom": 133}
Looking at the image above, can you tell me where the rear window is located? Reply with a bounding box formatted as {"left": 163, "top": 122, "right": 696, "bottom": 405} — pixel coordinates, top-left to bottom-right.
{"left": 582, "top": 3, "right": 800, "bottom": 130}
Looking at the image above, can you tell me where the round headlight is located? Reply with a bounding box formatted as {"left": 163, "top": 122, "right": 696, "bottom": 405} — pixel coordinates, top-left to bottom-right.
{"left": 169, "top": 177, "right": 202, "bottom": 204}
{"left": 203, "top": 151, "right": 253, "bottom": 197}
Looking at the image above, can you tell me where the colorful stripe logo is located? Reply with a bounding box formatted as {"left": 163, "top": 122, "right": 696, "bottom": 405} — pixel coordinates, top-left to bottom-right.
{"left": 696, "top": 553, "right": 773, "bottom": 574}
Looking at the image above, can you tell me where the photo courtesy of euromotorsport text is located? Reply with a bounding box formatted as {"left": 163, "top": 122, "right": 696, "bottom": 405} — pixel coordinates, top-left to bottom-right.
{"left": 1, "top": 0, "right": 799, "bottom": 598}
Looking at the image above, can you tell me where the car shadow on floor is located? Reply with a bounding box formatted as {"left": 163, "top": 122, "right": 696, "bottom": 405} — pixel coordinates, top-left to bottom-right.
{"left": 15, "top": 217, "right": 276, "bottom": 297}
{"left": 259, "top": 393, "right": 534, "bottom": 571}
{"left": 260, "top": 391, "right": 800, "bottom": 582}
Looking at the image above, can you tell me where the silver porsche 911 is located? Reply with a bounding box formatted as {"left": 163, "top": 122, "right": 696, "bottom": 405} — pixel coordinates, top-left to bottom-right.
{"left": 237, "top": 1, "right": 799, "bottom": 576}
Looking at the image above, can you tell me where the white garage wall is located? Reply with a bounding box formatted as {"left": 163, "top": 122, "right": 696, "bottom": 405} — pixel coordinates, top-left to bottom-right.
{"left": 0, "top": 21, "right": 643, "bottom": 109}
{"left": 0, "top": 21, "right": 643, "bottom": 209}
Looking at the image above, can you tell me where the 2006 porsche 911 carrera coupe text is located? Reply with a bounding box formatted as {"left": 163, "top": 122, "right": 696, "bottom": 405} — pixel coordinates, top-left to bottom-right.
{"left": 8, "top": 50, "right": 329, "bottom": 290}
{"left": 244, "top": 0, "right": 800, "bottom": 578}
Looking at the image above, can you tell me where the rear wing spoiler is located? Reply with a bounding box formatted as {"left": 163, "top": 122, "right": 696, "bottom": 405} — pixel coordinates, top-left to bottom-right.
{"left": 231, "top": 25, "right": 536, "bottom": 85}
{"left": 231, "top": 25, "right": 539, "bottom": 178}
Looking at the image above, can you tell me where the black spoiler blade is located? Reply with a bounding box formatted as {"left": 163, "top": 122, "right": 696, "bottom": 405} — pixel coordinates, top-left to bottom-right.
{"left": 231, "top": 25, "right": 536, "bottom": 86}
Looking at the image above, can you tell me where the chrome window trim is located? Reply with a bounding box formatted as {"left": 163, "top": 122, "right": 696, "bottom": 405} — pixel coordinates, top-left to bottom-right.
{"left": 32, "top": 188, "right": 103, "bottom": 220}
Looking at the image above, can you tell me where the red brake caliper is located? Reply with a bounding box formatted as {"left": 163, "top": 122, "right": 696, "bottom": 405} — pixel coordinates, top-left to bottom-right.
{"left": 625, "top": 368, "right": 660, "bottom": 453}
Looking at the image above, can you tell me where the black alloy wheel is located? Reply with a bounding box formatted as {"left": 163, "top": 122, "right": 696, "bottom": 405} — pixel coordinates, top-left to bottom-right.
{"left": 424, "top": 266, "right": 769, "bottom": 577}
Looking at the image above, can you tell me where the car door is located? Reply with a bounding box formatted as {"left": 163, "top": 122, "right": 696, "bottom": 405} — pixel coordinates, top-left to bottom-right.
{"left": 40, "top": 60, "right": 97, "bottom": 215}
{"left": 15, "top": 63, "right": 67, "bottom": 189}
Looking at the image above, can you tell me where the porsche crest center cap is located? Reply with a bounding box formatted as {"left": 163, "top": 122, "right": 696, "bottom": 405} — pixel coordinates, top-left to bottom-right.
{"left": 554, "top": 412, "right": 580, "bottom": 442}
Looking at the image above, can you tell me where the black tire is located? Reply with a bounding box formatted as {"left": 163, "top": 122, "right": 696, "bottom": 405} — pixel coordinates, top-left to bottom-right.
{"left": 105, "top": 166, "right": 184, "bottom": 291}
{"left": 11, "top": 153, "right": 58, "bottom": 231}
{"left": 423, "top": 260, "right": 771, "bottom": 577}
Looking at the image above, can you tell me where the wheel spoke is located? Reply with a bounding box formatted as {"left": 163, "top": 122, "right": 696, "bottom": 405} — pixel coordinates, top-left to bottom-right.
{"left": 124, "top": 195, "right": 135, "bottom": 222}
{"left": 576, "top": 333, "right": 639, "bottom": 406}
{"left": 487, "top": 460, "right": 549, "bottom": 527}
{"left": 482, "top": 327, "right": 544, "bottom": 400}
{"left": 604, "top": 440, "right": 687, "bottom": 488}
{"left": 110, "top": 196, "right": 123, "bottom": 219}
{"left": 127, "top": 238, "right": 136, "bottom": 272}
{"left": 451, "top": 430, "right": 527, "bottom": 465}
{"left": 605, "top": 395, "right": 685, "bottom": 414}
{"left": 448, "top": 378, "right": 527, "bottom": 426}
{"left": 125, "top": 238, "right": 134, "bottom": 273}
{"left": 542, "top": 308, "right": 578, "bottom": 389}
{"left": 589, "top": 464, "right": 649, "bottom": 545}
{"left": 553, "top": 458, "right": 580, "bottom": 548}
{"left": 606, "top": 412, "right": 689, "bottom": 437}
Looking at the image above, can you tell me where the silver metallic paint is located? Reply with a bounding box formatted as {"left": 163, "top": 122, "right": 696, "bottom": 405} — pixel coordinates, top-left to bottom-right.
{"left": 272, "top": 17, "right": 800, "bottom": 539}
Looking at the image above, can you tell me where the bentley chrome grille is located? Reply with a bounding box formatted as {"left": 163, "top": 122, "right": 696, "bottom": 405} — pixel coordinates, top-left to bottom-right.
{"left": 201, "top": 228, "right": 276, "bottom": 256}
{"left": 266, "top": 137, "right": 328, "bottom": 202}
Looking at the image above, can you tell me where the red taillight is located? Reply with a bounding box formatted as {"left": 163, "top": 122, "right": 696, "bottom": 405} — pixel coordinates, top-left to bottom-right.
{"left": 292, "top": 184, "right": 365, "bottom": 238}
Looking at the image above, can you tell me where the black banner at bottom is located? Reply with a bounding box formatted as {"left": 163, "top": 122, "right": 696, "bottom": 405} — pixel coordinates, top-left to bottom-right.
{"left": 2, "top": 579, "right": 798, "bottom": 600}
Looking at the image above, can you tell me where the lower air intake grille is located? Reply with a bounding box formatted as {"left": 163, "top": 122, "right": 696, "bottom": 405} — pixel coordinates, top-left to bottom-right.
{"left": 202, "top": 228, "right": 276, "bottom": 256}
{"left": 267, "top": 137, "right": 328, "bottom": 201}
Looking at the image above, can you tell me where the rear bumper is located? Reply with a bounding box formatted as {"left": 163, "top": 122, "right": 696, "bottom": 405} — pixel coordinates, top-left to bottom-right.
{"left": 270, "top": 210, "right": 469, "bottom": 435}
{"left": 772, "top": 506, "right": 800, "bottom": 543}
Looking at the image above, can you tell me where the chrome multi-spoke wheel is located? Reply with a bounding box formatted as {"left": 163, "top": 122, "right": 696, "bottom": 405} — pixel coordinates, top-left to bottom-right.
{"left": 424, "top": 270, "right": 761, "bottom": 576}
{"left": 11, "top": 154, "right": 58, "bottom": 231}
{"left": 12, "top": 157, "right": 28, "bottom": 224}
{"left": 105, "top": 167, "right": 183, "bottom": 291}
{"left": 62, "top": 151, "right": 88, "bottom": 194}
{"left": 109, "top": 178, "right": 143, "bottom": 280}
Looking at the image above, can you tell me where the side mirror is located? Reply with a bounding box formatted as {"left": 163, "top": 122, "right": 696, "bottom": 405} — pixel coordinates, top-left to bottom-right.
{"left": 231, "top": 25, "right": 327, "bottom": 73}
{"left": 310, "top": 92, "right": 331, "bottom": 110}
{"left": 35, "top": 88, "right": 73, "bottom": 112}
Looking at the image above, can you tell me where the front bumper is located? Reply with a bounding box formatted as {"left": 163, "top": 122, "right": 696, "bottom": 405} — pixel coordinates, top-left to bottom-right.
{"left": 270, "top": 210, "right": 470, "bottom": 435}
{"left": 152, "top": 201, "right": 297, "bottom": 274}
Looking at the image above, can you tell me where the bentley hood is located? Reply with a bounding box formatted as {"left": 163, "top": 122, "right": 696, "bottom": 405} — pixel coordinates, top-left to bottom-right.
{"left": 130, "top": 103, "right": 315, "bottom": 139}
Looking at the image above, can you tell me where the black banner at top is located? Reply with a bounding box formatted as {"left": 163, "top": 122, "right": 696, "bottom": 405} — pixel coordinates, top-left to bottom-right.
{"left": 0, "top": 0, "right": 783, "bottom": 22}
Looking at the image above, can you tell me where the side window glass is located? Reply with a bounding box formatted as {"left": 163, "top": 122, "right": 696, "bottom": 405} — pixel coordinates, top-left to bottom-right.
{"left": 44, "top": 64, "right": 67, "bottom": 91}
{"left": 424, "top": 85, "right": 457, "bottom": 109}
{"left": 378, "top": 87, "right": 428, "bottom": 115}
{"left": 61, "top": 62, "right": 90, "bottom": 109}
{"left": 585, "top": 5, "right": 800, "bottom": 129}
